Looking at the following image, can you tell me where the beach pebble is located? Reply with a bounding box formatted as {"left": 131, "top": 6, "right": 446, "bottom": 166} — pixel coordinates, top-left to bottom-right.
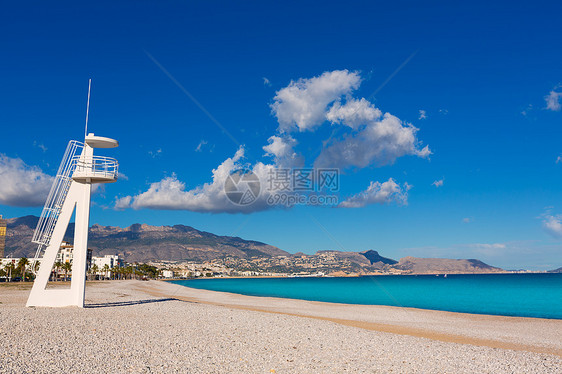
{"left": 0, "top": 281, "right": 560, "bottom": 373}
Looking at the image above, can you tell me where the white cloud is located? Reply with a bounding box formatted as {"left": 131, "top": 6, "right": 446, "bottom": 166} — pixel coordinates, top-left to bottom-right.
{"left": 338, "top": 178, "right": 410, "bottom": 208}
{"left": 466, "top": 242, "right": 509, "bottom": 257}
{"left": 470, "top": 243, "right": 506, "bottom": 249}
{"left": 91, "top": 183, "right": 105, "bottom": 195}
{"left": 271, "top": 70, "right": 361, "bottom": 132}
{"left": 33, "top": 141, "right": 48, "bottom": 152}
{"left": 263, "top": 135, "right": 295, "bottom": 158}
{"left": 114, "top": 196, "right": 132, "bottom": 210}
{"left": 326, "top": 98, "right": 382, "bottom": 130}
{"left": 418, "top": 110, "right": 427, "bottom": 120}
{"left": 543, "top": 214, "right": 562, "bottom": 238}
{"left": 195, "top": 140, "right": 208, "bottom": 152}
{"left": 0, "top": 154, "right": 53, "bottom": 207}
{"left": 263, "top": 77, "right": 271, "bottom": 86}
{"left": 132, "top": 147, "right": 245, "bottom": 212}
{"left": 149, "top": 148, "right": 162, "bottom": 158}
{"left": 521, "top": 104, "right": 533, "bottom": 117}
{"left": 400, "top": 241, "right": 560, "bottom": 271}
{"left": 545, "top": 89, "right": 562, "bottom": 111}
{"left": 270, "top": 69, "right": 430, "bottom": 171}
{"left": 557, "top": 155, "right": 562, "bottom": 164}
{"left": 121, "top": 69, "right": 431, "bottom": 213}
{"left": 439, "top": 109, "right": 448, "bottom": 115}
{"left": 117, "top": 172, "right": 129, "bottom": 181}
{"left": 462, "top": 217, "right": 472, "bottom": 223}
{"left": 119, "top": 147, "right": 279, "bottom": 213}
{"left": 262, "top": 135, "right": 302, "bottom": 168}
{"left": 432, "top": 179, "right": 444, "bottom": 188}
{"left": 315, "top": 112, "right": 431, "bottom": 169}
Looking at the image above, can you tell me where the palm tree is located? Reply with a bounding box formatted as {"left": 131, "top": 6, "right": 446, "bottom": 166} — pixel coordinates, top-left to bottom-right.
{"left": 4, "top": 263, "right": 15, "bottom": 282}
{"left": 102, "top": 264, "right": 110, "bottom": 280}
{"left": 28, "top": 260, "right": 39, "bottom": 281}
{"left": 54, "top": 261, "right": 63, "bottom": 281}
{"left": 17, "top": 257, "right": 29, "bottom": 282}
{"left": 123, "top": 266, "right": 130, "bottom": 280}
{"left": 62, "top": 262, "right": 72, "bottom": 282}
{"left": 91, "top": 264, "right": 99, "bottom": 281}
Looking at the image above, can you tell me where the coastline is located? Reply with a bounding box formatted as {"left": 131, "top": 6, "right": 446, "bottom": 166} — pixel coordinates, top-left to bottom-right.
{"left": 162, "top": 270, "right": 550, "bottom": 280}
{"left": 2, "top": 280, "right": 561, "bottom": 373}
{"left": 146, "top": 279, "right": 562, "bottom": 356}
{"left": 164, "top": 273, "right": 562, "bottom": 320}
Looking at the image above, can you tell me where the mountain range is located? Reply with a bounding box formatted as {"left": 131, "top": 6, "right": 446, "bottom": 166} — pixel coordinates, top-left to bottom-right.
{"left": 5, "top": 216, "right": 287, "bottom": 262}
{"left": 4, "top": 215, "right": 509, "bottom": 274}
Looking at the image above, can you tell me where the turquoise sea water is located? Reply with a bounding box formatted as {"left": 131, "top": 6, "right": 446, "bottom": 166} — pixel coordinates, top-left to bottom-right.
{"left": 171, "top": 273, "right": 562, "bottom": 319}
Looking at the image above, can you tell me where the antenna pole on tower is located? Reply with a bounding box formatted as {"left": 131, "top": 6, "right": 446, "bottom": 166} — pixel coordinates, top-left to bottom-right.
{"left": 27, "top": 80, "right": 119, "bottom": 308}
{"left": 84, "top": 79, "right": 91, "bottom": 139}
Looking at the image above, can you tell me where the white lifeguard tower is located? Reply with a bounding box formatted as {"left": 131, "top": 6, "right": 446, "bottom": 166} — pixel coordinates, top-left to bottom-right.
{"left": 27, "top": 82, "right": 119, "bottom": 307}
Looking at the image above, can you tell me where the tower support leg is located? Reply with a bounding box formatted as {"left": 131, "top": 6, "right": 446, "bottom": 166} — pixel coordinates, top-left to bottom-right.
{"left": 26, "top": 181, "right": 92, "bottom": 308}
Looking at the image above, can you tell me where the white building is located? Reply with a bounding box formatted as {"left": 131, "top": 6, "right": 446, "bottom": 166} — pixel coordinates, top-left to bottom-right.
{"left": 91, "top": 254, "right": 122, "bottom": 269}
{"left": 1, "top": 242, "right": 83, "bottom": 268}
{"left": 55, "top": 242, "right": 75, "bottom": 264}
{"left": 1, "top": 257, "right": 41, "bottom": 268}
{"left": 90, "top": 254, "right": 123, "bottom": 278}
{"left": 0, "top": 257, "right": 19, "bottom": 267}
{"left": 161, "top": 270, "right": 174, "bottom": 278}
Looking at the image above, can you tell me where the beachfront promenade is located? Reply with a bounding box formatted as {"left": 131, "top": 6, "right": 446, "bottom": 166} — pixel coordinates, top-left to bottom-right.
{"left": 1, "top": 280, "right": 560, "bottom": 373}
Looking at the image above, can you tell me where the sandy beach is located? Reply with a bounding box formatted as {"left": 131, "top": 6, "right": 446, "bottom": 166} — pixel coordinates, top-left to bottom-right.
{"left": 1, "top": 280, "right": 560, "bottom": 373}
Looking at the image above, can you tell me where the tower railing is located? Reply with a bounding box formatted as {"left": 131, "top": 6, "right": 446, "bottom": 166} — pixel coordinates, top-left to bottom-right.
{"left": 72, "top": 155, "right": 119, "bottom": 181}
{"left": 32, "top": 141, "right": 84, "bottom": 261}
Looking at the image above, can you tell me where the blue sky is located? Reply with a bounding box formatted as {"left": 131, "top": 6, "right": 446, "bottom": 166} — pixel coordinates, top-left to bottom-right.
{"left": 1, "top": 1, "right": 561, "bottom": 269}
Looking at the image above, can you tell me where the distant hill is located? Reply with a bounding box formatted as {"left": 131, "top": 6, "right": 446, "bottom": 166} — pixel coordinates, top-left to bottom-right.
{"left": 4, "top": 216, "right": 505, "bottom": 274}
{"left": 4, "top": 216, "right": 40, "bottom": 258}
{"left": 360, "top": 250, "right": 398, "bottom": 265}
{"left": 548, "top": 267, "right": 562, "bottom": 273}
{"left": 5, "top": 215, "right": 288, "bottom": 262}
{"left": 394, "top": 256, "right": 502, "bottom": 274}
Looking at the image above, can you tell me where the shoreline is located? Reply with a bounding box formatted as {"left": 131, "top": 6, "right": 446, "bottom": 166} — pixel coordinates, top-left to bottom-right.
{"left": 162, "top": 270, "right": 551, "bottom": 280}
{"left": 143, "top": 279, "right": 562, "bottom": 357}
{"left": 164, "top": 278, "right": 562, "bottom": 321}
{"left": 2, "top": 280, "right": 561, "bottom": 373}
{"left": 2, "top": 280, "right": 561, "bottom": 355}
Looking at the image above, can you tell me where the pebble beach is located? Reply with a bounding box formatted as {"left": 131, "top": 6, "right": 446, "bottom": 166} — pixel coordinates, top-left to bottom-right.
{"left": 1, "top": 280, "right": 560, "bottom": 373}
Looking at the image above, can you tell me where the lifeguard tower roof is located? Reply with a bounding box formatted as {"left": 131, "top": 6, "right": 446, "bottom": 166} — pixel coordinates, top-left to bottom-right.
{"left": 85, "top": 133, "right": 119, "bottom": 148}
